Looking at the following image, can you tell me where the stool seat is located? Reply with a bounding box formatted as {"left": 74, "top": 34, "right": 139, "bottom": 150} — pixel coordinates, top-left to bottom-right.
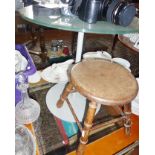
{"left": 70, "top": 59, "right": 138, "bottom": 105}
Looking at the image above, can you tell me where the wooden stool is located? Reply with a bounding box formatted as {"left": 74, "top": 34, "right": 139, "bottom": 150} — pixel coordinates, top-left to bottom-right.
{"left": 56, "top": 59, "right": 138, "bottom": 155}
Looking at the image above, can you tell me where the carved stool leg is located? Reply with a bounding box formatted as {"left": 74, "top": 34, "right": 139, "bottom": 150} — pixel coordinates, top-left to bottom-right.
{"left": 76, "top": 102, "right": 97, "bottom": 155}
{"left": 124, "top": 103, "right": 132, "bottom": 136}
{"left": 56, "top": 82, "right": 74, "bottom": 108}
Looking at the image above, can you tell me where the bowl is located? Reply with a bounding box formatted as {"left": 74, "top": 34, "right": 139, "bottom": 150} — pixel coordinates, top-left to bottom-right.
{"left": 112, "top": 57, "right": 130, "bottom": 68}
{"left": 83, "top": 51, "right": 112, "bottom": 60}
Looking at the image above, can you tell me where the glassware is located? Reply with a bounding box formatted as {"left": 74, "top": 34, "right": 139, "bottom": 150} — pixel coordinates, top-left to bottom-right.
{"left": 15, "top": 125, "right": 36, "bottom": 155}
{"left": 33, "top": 117, "right": 42, "bottom": 133}
{"left": 15, "top": 72, "right": 40, "bottom": 125}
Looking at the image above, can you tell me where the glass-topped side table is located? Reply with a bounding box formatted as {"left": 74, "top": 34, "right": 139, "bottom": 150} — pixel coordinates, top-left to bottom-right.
{"left": 18, "top": 5, "right": 139, "bottom": 62}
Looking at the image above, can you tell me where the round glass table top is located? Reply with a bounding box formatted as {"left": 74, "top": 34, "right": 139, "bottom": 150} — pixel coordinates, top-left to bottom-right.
{"left": 18, "top": 5, "right": 139, "bottom": 34}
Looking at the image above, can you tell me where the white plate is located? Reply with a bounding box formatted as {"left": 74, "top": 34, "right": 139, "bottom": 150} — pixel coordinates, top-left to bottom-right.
{"left": 83, "top": 51, "right": 112, "bottom": 60}
{"left": 46, "top": 82, "right": 101, "bottom": 122}
{"left": 112, "top": 57, "right": 131, "bottom": 68}
{"left": 41, "top": 59, "right": 74, "bottom": 83}
{"left": 28, "top": 71, "right": 41, "bottom": 83}
{"left": 41, "top": 66, "right": 68, "bottom": 83}
{"left": 131, "top": 99, "right": 139, "bottom": 115}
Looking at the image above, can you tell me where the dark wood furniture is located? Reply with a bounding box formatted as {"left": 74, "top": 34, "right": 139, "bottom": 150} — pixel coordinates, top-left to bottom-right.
{"left": 118, "top": 35, "right": 139, "bottom": 53}
{"left": 56, "top": 59, "right": 138, "bottom": 155}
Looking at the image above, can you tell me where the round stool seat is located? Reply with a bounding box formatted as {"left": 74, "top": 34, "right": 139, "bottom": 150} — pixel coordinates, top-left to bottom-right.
{"left": 70, "top": 59, "right": 138, "bottom": 105}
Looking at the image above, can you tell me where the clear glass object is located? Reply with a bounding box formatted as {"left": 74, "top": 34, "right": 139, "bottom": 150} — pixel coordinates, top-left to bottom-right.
{"left": 18, "top": 5, "right": 139, "bottom": 34}
{"left": 15, "top": 125, "right": 36, "bottom": 155}
{"left": 15, "top": 72, "right": 40, "bottom": 125}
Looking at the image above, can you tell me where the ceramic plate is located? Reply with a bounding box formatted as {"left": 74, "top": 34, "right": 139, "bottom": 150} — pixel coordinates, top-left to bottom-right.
{"left": 131, "top": 99, "right": 139, "bottom": 115}
{"left": 28, "top": 71, "right": 41, "bottom": 83}
{"left": 41, "top": 66, "right": 56, "bottom": 83}
{"left": 41, "top": 60, "right": 74, "bottom": 83}
{"left": 83, "top": 51, "right": 112, "bottom": 60}
{"left": 42, "top": 68, "right": 68, "bottom": 83}
{"left": 112, "top": 57, "right": 130, "bottom": 68}
{"left": 41, "top": 66, "right": 68, "bottom": 83}
{"left": 46, "top": 82, "right": 101, "bottom": 122}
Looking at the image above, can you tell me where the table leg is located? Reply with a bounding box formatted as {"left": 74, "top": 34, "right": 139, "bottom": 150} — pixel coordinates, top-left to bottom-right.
{"left": 71, "top": 32, "right": 78, "bottom": 56}
{"left": 56, "top": 82, "right": 74, "bottom": 108}
{"left": 76, "top": 102, "right": 97, "bottom": 155}
{"left": 30, "top": 26, "right": 38, "bottom": 47}
{"left": 111, "top": 34, "right": 118, "bottom": 58}
{"left": 75, "top": 32, "right": 84, "bottom": 63}
{"left": 39, "top": 27, "right": 48, "bottom": 63}
{"left": 124, "top": 103, "right": 132, "bottom": 136}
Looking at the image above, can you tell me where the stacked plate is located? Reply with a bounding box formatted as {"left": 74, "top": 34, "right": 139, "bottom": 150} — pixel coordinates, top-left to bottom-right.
{"left": 83, "top": 51, "right": 131, "bottom": 71}
{"left": 112, "top": 57, "right": 131, "bottom": 72}
{"left": 41, "top": 59, "right": 74, "bottom": 83}
{"left": 28, "top": 71, "right": 41, "bottom": 83}
{"left": 83, "top": 51, "right": 112, "bottom": 60}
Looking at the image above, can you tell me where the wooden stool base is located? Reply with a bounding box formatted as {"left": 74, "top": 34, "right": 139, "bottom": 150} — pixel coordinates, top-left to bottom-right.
{"left": 56, "top": 59, "right": 138, "bottom": 155}
{"left": 124, "top": 104, "right": 132, "bottom": 136}
{"left": 67, "top": 115, "right": 139, "bottom": 155}
{"left": 56, "top": 82, "right": 73, "bottom": 108}
{"left": 77, "top": 102, "right": 97, "bottom": 155}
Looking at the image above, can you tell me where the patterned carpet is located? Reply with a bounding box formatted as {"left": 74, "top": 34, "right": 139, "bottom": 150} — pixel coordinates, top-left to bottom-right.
{"left": 29, "top": 84, "right": 64, "bottom": 155}
{"left": 29, "top": 84, "right": 122, "bottom": 155}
